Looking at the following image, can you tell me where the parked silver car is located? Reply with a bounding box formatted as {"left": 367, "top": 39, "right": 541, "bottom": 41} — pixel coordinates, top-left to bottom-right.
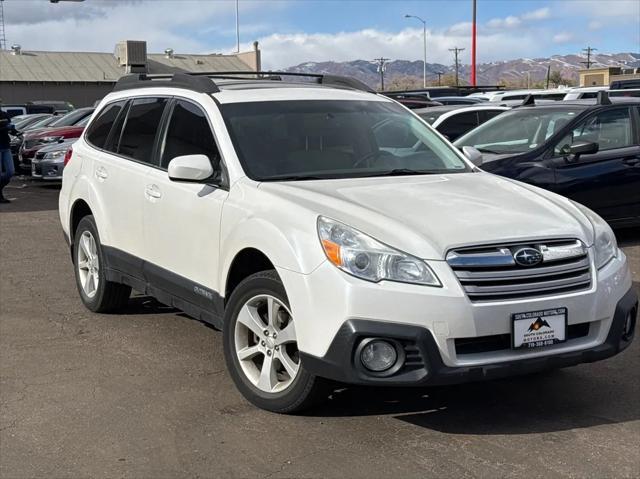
{"left": 31, "top": 139, "right": 76, "bottom": 180}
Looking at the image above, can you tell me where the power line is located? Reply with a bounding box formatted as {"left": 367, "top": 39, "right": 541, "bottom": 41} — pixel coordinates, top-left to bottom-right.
{"left": 373, "top": 57, "right": 389, "bottom": 91}
{"left": 581, "top": 46, "right": 597, "bottom": 69}
{"left": 449, "top": 47, "right": 465, "bottom": 87}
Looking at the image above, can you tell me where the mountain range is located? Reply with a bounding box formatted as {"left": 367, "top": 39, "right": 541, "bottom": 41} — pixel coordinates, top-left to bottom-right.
{"left": 284, "top": 52, "right": 640, "bottom": 89}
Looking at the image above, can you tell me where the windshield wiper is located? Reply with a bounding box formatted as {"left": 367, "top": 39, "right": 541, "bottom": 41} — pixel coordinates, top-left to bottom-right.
{"left": 366, "top": 168, "right": 438, "bottom": 177}
{"left": 474, "top": 147, "right": 505, "bottom": 154}
{"left": 261, "top": 174, "right": 333, "bottom": 182}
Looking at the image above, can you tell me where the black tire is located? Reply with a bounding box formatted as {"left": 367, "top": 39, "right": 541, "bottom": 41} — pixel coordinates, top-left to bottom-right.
{"left": 73, "top": 215, "right": 131, "bottom": 313}
{"left": 223, "top": 270, "right": 329, "bottom": 413}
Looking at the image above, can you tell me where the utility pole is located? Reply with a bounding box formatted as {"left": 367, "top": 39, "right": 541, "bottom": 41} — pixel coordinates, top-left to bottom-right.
{"left": 545, "top": 65, "right": 551, "bottom": 89}
{"left": 373, "top": 57, "right": 389, "bottom": 91}
{"left": 0, "top": 0, "right": 6, "bottom": 50}
{"left": 449, "top": 47, "right": 465, "bottom": 87}
{"left": 436, "top": 71, "right": 443, "bottom": 86}
{"left": 581, "top": 46, "right": 597, "bottom": 69}
{"left": 235, "top": 0, "right": 240, "bottom": 53}
{"left": 471, "top": 0, "right": 477, "bottom": 86}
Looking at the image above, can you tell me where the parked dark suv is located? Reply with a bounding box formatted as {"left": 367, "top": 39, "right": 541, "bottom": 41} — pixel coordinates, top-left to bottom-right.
{"left": 454, "top": 94, "right": 640, "bottom": 227}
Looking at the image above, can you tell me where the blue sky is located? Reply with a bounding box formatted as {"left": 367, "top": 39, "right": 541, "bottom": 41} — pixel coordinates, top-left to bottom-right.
{"left": 4, "top": 0, "right": 639, "bottom": 68}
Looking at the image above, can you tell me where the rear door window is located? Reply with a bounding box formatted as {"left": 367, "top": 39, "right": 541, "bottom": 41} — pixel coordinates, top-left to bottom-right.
{"left": 117, "top": 98, "right": 168, "bottom": 165}
{"left": 437, "top": 112, "right": 479, "bottom": 140}
{"left": 554, "top": 107, "right": 633, "bottom": 155}
{"left": 85, "top": 101, "right": 126, "bottom": 150}
{"left": 160, "top": 100, "right": 220, "bottom": 170}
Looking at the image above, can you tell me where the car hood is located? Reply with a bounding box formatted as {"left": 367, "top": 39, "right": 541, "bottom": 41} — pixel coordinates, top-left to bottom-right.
{"left": 36, "top": 138, "right": 78, "bottom": 154}
{"left": 260, "top": 172, "right": 594, "bottom": 260}
{"left": 25, "top": 125, "right": 84, "bottom": 140}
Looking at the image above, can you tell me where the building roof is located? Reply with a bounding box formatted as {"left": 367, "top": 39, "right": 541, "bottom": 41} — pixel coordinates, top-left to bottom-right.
{"left": 0, "top": 49, "right": 252, "bottom": 83}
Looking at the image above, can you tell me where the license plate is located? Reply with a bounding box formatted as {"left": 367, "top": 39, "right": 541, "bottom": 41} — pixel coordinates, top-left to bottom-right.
{"left": 512, "top": 308, "right": 567, "bottom": 349}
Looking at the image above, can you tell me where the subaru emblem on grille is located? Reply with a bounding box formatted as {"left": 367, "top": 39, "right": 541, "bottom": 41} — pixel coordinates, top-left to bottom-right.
{"left": 513, "top": 248, "right": 543, "bottom": 267}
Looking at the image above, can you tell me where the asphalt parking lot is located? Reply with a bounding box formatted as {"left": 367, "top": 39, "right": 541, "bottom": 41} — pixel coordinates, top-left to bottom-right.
{"left": 1, "top": 180, "right": 639, "bottom": 479}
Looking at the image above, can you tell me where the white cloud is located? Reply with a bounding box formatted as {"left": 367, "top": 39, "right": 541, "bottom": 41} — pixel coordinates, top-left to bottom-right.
{"left": 552, "top": 32, "right": 573, "bottom": 44}
{"left": 3, "top": 0, "right": 268, "bottom": 54}
{"left": 487, "top": 15, "right": 521, "bottom": 29}
{"left": 588, "top": 20, "right": 602, "bottom": 30}
{"left": 256, "top": 27, "right": 545, "bottom": 69}
{"left": 522, "top": 7, "right": 551, "bottom": 20}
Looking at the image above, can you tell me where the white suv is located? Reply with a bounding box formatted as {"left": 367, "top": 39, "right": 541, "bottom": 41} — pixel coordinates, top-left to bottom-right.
{"left": 59, "top": 72, "right": 637, "bottom": 413}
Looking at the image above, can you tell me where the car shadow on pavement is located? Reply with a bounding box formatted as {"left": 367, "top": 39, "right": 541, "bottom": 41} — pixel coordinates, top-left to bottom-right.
{"left": 616, "top": 228, "right": 640, "bottom": 247}
{"left": 310, "top": 366, "right": 639, "bottom": 434}
{"left": 122, "top": 295, "right": 180, "bottom": 315}
{"left": 0, "top": 178, "right": 61, "bottom": 213}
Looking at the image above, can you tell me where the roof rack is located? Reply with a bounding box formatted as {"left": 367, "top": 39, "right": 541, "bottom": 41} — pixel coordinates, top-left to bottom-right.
{"left": 520, "top": 94, "right": 536, "bottom": 106}
{"left": 112, "top": 71, "right": 376, "bottom": 94}
{"left": 596, "top": 90, "right": 612, "bottom": 105}
{"left": 113, "top": 72, "right": 220, "bottom": 93}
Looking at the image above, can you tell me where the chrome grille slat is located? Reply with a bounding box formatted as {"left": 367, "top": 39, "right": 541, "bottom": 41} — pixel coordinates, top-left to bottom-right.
{"left": 463, "top": 272, "right": 592, "bottom": 294}
{"left": 447, "top": 239, "right": 592, "bottom": 302}
{"left": 455, "top": 257, "right": 590, "bottom": 280}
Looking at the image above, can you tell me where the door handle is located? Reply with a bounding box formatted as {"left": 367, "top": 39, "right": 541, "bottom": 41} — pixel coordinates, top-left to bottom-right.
{"left": 95, "top": 167, "right": 108, "bottom": 180}
{"left": 145, "top": 184, "right": 162, "bottom": 199}
{"left": 622, "top": 157, "right": 640, "bottom": 167}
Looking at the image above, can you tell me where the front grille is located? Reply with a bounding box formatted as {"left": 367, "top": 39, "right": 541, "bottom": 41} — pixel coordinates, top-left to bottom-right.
{"left": 447, "top": 239, "right": 592, "bottom": 302}
{"left": 455, "top": 322, "right": 591, "bottom": 355}
{"left": 24, "top": 139, "right": 40, "bottom": 149}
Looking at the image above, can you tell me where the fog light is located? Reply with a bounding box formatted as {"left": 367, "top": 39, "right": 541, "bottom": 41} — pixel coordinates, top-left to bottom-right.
{"left": 360, "top": 340, "right": 398, "bottom": 372}
{"left": 622, "top": 308, "right": 636, "bottom": 341}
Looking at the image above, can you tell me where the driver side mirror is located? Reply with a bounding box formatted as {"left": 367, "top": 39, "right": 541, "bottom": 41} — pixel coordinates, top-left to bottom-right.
{"left": 168, "top": 154, "right": 214, "bottom": 182}
{"left": 568, "top": 141, "right": 598, "bottom": 160}
{"left": 462, "top": 146, "right": 483, "bottom": 167}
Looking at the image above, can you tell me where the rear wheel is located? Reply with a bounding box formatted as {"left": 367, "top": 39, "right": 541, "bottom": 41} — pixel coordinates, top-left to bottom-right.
{"left": 73, "top": 215, "right": 131, "bottom": 312}
{"left": 223, "top": 270, "right": 328, "bottom": 413}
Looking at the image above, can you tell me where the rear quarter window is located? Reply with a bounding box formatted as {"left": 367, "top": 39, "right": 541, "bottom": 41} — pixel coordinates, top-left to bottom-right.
{"left": 85, "top": 101, "right": 126, "bottom": 150}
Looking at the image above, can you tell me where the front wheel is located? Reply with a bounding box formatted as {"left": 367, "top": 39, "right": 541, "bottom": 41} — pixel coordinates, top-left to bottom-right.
{"left": 223, "top": 270, "right": 328, "bottom": 413}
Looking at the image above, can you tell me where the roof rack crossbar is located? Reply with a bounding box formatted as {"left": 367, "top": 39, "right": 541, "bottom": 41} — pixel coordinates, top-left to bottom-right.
{"left": 186, "top": 71, "right": 376, "bottom": 93}
{"left": 113, "top": 71, "right": 376, "bottom": 94}
{"left": 597, "top": 90, "right": 612, "bottom": 105}
{"left": 113, "top": 73, "right": 220, "bottom": 94}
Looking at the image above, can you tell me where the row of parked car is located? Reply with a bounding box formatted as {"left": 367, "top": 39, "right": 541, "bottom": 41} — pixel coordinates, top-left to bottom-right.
{"left": 6, "top": 107, "right": 94, "bottom": 180}
{"left": 6, "top": 85, "right": 640, "bottom": 228}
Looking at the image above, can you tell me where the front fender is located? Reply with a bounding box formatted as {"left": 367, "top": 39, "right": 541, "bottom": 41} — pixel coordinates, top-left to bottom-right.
{"left": 219, "top": 215, "right": 326, "bottom": 296}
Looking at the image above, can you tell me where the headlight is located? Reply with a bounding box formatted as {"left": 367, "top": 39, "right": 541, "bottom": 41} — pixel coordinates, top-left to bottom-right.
{"left": 317, "top": 216, "right": 441, "bottom": 286}
{"left": 40, "top": 136, "right": 62, "bottom": 144}
{"left": 44, "top": 150, "right": 66, "bottom": 160}
{"left": 572, "top": 202, "right": 618, "bottom": 269}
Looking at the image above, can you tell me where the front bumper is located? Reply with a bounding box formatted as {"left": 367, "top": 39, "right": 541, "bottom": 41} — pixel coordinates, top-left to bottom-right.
{"left": 300, "top": 286, "right": 637, "bottom": 386}
{"left": 31, "top": 159, "right": 64, "bottom": 180}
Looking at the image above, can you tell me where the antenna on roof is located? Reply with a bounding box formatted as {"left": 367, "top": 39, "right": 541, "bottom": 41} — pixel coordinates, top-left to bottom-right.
{"left": 596, "top": 90, "right": 611, "bottom": 105}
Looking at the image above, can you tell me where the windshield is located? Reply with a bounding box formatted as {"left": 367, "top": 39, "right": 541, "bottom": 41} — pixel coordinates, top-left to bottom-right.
{"left": 454, "top": 107, "right": 583, "bottom": 154}
{"left": 49, "top": 109, "right": 91, "bottom": 127}
{"left": 25, "top": 116, "right": 58, "bottom": 130}
{"left": 221, "top": 100, "right": 469, "bottom": 181}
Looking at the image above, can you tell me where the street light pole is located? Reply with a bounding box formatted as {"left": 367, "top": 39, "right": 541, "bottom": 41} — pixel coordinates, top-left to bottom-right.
{"left": 405, "top": 14, "right": 427, "bottom": 88}
{"left": 235, "top": 0, "right": 240, "bottom": 53}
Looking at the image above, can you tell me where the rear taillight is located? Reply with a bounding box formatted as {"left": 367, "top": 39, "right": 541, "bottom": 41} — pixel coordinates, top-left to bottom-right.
{"left": 63, "top": 146, "right": 73, "bottom": 166}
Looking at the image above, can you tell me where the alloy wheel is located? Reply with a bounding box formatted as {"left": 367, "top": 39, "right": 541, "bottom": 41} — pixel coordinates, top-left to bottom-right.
{"left": 234, "top": 294, "right": 300, "bottom": 393}
{"left": 77, "top": 230, "right": 100, "bottom": 298}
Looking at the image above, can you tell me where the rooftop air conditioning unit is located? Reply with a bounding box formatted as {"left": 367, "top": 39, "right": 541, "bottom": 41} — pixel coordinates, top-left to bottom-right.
{"left": 114, "top": 40, "right": 148, "bottom": 73}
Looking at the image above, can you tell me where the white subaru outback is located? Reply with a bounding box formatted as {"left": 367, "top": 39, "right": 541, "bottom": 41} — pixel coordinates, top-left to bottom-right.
{"left": 59, "top": 72, "right": 637, "bottom": 413}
